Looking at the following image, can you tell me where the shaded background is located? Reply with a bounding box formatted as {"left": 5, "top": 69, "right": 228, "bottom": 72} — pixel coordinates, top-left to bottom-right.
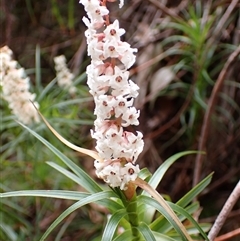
{"left": 1, "top": 0, "right": 240, "bottom": 240}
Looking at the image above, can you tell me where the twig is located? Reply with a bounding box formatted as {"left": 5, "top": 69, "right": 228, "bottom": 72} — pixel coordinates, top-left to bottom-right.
{"left": 147, "top": 0, "right": 182, "bottom": 23}
{"left": 193, "top": 45, "right": 240, "bottom": 187}
{"left": 214, "top": 228, "right": 240, "bottom": 241}
{"left": 208, "top": 180, "right": 240, "bottom": 241}
{"left": 208, "top": 0, "right": 239, "bottom": 48}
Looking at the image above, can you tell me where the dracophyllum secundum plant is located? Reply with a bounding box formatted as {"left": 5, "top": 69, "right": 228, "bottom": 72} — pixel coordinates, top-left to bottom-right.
{"left": 1, "top": 1, "right": 212, "bottom": 240}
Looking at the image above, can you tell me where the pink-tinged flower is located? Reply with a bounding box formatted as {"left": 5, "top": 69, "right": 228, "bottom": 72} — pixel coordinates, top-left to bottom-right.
{"left": 80, "top": 0, "right": 109, "bottom": 29}
{"left": 121, "top": 107, "right": 140, "bottom": 127}
{"left": 114, "top": 95, "right": 133, "bottom": 118}
{"left": 80, "top": 0, "right": 144, "bottom": 190}
{"left": 104, "top": 20, "right": 126, "bottom": 41}
{"left": 115, "top": 41, "right": 138, "bottom": 69}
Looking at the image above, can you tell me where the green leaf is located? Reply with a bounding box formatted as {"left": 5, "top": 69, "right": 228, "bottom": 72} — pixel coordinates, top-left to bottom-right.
{"left": 176, "top": 173, "right": 213, "bottom": 207}
{"left": 113, "top": 230, "right": 132, "bottom": 241}
{"left": 101, "top": 209, "right": 128, "bottom": 241}
{"left": 0, "top": 223, "right": 18, "bottom": 241}
{"left": 150, "top": 202, "right": 199, "bottom": 232}
{"left": 35, "top": 44, "right": 42, "bottom": 92}
{"left": 145, "top": 151, "right": 201, "bottom": 192}
{"left": 2, "top": 189, "right": 112, "bottom": 214}
{"left": 150, "top": 173, "right": 213, "bottom": 232}
{"left": 140, "top": 151, "right": 202, "bottom": 223}
{"left": 40, "top": 191, "right": 113, "bottom": 241}
{"left": 49, "top": 97, "right": 93, "bottom": 109}
{"left": 138, "top": 196, "right": 189, "bottom": 241}
{"left": 168, "top": 203, "right": 209, "bottom": 241}
{"left": 1, "top": 190, "right": 89, "bottom": 200}
{"left": 46, "top": 161, "right": 89, "bottom": 187}
{"left": 137, "top": 222, "right": 156, "bottom": 241}
{"left": 138, "top": 168, "right": 152, "bottom": 181}
{"left": 18, "top": 122, "right": 102, "bottom": 193}
{"left": 152, "top": 231, "right": 177, "bottom": 241}
{"left": 1, "top": 189, "right": 123, "bottom": 214}
{"left": 37, "top": 78, "right": 57, "bottom": 101}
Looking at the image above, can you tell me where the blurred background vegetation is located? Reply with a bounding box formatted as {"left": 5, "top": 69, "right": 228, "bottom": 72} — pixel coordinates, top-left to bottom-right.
{"left": 1, "top": 0, "right": 240, "bottom": 240}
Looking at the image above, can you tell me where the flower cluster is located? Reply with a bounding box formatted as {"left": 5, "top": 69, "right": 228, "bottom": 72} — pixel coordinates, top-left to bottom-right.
{"left": 54, "top": 55, "right": 76, "bottom": 94}
{"left": 80, "top": 0, "right": 144, "bottom": 189}
{"left": 0, "top": 46, "right": 40, "bottom": 125}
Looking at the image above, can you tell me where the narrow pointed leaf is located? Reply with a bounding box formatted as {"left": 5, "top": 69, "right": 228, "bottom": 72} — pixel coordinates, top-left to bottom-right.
{"left": 176, "top": 173, "right": 213, "bottom": 207}
{"left": 1, "top": 190, "right": 123, "bottom": 212}
{"left": 47, "top": 161, "right": 91, "bottom": 187}
{"left": 34, "top": 107, "right": 100, "bottom": 160}
{"left": 151, "top": 202, "right": 199, "bottom": 232}
{"left": 143, "top": 151, "right": 202, "bottom": 194}
{"left": 150, "top": 174, "right": 213, "bottom": 232}
{"left": 1, "top": 190, "right": 88, "bottom": 200}
{"left": 137, "top": 222, "right": 156, "bottom": 241}
{"left": 101, "top": 209, "right": 128, "bottom": 241}
{"left": 135, "top": 178, "right": 193, "bottom": 241}
{"left": 113, "top": 230, "right": 132, "bottom": 241}
{"left": 40, "top": 191, "right": 113, "bottom": 241}
{"left": 140, "top": 151, "right": 204, "bottom": 224}
{"left": 152, "top": 231, "right": 177, "bottom": 241}
{"left": 138, "top": 196, "right": 190, "bottom": 241}
{"left": 167, "top": 203, "right": 209, "bottom": 241}
{"left": 17, "top": 122, "right": 102, "bottom": 193}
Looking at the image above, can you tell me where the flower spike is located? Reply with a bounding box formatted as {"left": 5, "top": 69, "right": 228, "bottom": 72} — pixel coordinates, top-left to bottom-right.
{"left": 80, "top": 0, "right": 144, "bottom": 190}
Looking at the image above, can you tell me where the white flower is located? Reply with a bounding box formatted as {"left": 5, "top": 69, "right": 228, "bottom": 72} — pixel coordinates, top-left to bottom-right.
{"left": 54, "top": 55, "right": 76, "bottom": 94}
{"left": 104, "top": 20, "right": 125, "bottom": 41}
{"left": 116, "top": 42, "right": 138, "bottom": 69}
{"left": 119, "top": 0, "right": 124, "bottom": 8}
{"left": 80, "top": 0, "right": 109, "bottom": 29}
{"left": 0, "top": 46, "right": 40, "bottom": 125}
{"left": 114, "top": 95, "right": 133, "bottom": 118}
{"left": 94, "top": 95, "right": 116, "bottom": 119}
{"left": 80, "top": 0, "right": 144, "bottom": 190}
{"left": 94, "top": 160, "right": 140, "bottom": 190}
{"left": 121, "top": 107, "right": 140, "bottom": 127}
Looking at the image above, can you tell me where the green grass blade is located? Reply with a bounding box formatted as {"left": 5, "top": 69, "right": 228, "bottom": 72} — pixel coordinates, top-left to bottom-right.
{"left": 0, "top": 223, "right": 18, "bottom": 241}
{"left": 138, "top": 196, "right": 189, "bottom": 241}
{"left": 37, "top": 78, "right": 57, "bottom": 102}
{"left": 101, "top": 209, "right": 128, "bottom": 241}
{"left": 113, "top": 230, "right": 132, "bottom": 241}
{"left": 140, "top": 151, "right": 202, "bottom": 224}
{"left": 150, "top": 174, "right": 212, "bottom": 232}
{"left": 144, "top": 151, "right": 201, "bottom": 193}
{"left": 150, "top": 202, "right": 199, "bottom": 232}
{"left": 167, "top": 203, "right": 209, "bottom": 241}
{"left": 40, "top": 191, "right": 113, "bottom": 241}
{"left": 152, "top": 231, "right": 177, "bottom": 241}
{"left": 1, "top": 190, "right": 122, "bottom": 213}
{"left": 18, "top": 122, "right": 103, "bottom": 193}
{"left": 49, "top": 97, "right": 93, "bottom": 109}
{"left": 51, "top": 0, "right": 65, "bottom": 30}
{"left": 137, "top": 222, "right": 156, "bottom": 241}
{"left": 138, "top": 167, "right": 152, "bottom": 181}
{"left": 1, "top": 190, "right": 88, "bottom": 200}
{"left": 46, "top": 161, "right": 90, "bottom": 187}
{"left": 68, "top": 0, "right": 75, "bottom": 31}
{"left": 35, "top": 45, "right": 42, "bottom": 92}
{"left": 176, "top": 173, "right": 213, "bottom": 207}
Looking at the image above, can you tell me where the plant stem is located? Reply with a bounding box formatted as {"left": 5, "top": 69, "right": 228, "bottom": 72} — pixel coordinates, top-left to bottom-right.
{"left": 208, "top": 180, "right": 240, "bottom": 241}
{"left": 124, "top": 191, "right": 142, "bottom": 241}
